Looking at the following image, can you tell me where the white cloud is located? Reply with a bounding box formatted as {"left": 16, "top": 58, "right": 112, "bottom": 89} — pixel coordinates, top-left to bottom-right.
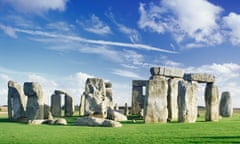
{"left": 138, "top": 0, "right": 224, "bottom": 47}
{"left": 46, "top": 22, "right": 75, "bottom": 33}
{"left": 1, "top": 0, "right": 68, "bottom": 13}
{"left": 112, "top": 69, "right": 142, "bottom": 79}
{"left": 0, "top": 24, "right": 17, "bottom": 38}
{"left": 15, "top": 28, "right": 176, "bottom": 53}
{"left": 223, "top": 12, "right": 240, "bottom": 45}
{"left": 77, "top": 14, "right": 112, "bottom": 35}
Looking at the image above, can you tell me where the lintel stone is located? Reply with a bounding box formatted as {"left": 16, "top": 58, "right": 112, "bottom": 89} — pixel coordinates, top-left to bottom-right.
{"left": 150, "top": 67, "right": 184, "bottom": 78}
{"left": 184, "top": 73, "right": 215, "bottom": 83}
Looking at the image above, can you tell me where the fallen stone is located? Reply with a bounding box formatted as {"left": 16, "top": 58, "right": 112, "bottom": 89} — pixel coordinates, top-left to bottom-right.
{"left": 184, "top": 73, "right": 215, "bottom": 83}
{"left": 28, "top": 119, "right": 47, "bottom": 125}
{"left": 107, "top": 108, "right": 127, "bottom": 121}
{"left": 219, "top": 91, "right": 233, "bottom": 117}
{"left": 54, "top": 118, "right": 67, "bottom": 125}
{"left": 150, "top": 67, "right": 184, "bottom": 78}
{"left": 74, "top": 116, "right": 122, "bottom": 127}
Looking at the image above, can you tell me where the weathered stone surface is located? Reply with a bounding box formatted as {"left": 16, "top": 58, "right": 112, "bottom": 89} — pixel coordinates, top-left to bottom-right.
{"left": 178, "top": 80, "right": 198, "bottom": 123}
{"left": 79, "top": 93, "right": 85, "bottom": 116}
{"left": 105, "top": 83, "right": 113, "bottom": 109}
{"left": 64, "top": 93, "right": 74, "bottom": 116}
{"left": 107, "top": 108, "right": 127, "bottom": 121}
{"left": 28, "top": 119, "right": 47, "bottom": 125}
{"left": 144, "top": 78, "right": 168, "bottom": 123}
{"left": 51, "top": 94, "right": 61, "bottom": 117}
{"left": 150, "top": 67, "right": 184, "bottom": 78}
{"left": 79, "top": 78, "right": 107, "bottom": 118}
{"left": 24, "top": 82, "right": 44, "bottom": 120}
{"left": 167, "top": 78, "right": 180, "bottom": 121}
{"left": 204, "top": 83, "right": 219, "bottom": 121}
{"left": 184, "top": 73, "right": 215, "bottom": 83}
{"left": 219, "top": 91, "right": 233, "bottom": 117}
{"left": 44, "top": 104, "right": 50, "bottom": 119}
{"left": 131, "top": 80, "right": 147, "bottom": 115}
{"left": 74, "top": 116, "right": 122, "bottom": 127}
{"left": 8, "top": 80, "right": 26, "bottom": 120}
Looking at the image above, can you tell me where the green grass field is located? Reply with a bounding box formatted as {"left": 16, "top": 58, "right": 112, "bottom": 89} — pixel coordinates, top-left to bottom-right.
{"left": 1, "top": 110, "right": 240, "bottom": 144}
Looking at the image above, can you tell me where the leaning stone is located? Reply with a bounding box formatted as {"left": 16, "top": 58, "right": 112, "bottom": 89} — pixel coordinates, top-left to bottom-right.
{"left": 8, "top": 80, "right": 26, "bottom": 121}
{"left": 184, "top": 73, "right": 215, "bottom": 83}
{"left": 24, "top": 82, "right": 44, "bottom": 120}
{"left": 150, "top": 67, "right": 184, "bottom": 78}
{"left": 204, "top": 83, "right": 219, "bottom": 121}
{"left": 74, "top": 116, "right": 122, "bottom": 127}
{"left": 144, "top": 78, "right": 168, "bottom": 123}
{"left": 178, "top": 80, "right": 198, "bottom": 123}
{"left": 219, "top": 91, "right": 233, "bottom": 117}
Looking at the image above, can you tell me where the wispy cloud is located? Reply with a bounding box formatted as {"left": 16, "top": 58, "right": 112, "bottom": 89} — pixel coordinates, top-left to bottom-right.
{"left": 76, "top": 14, "right": 112, "bottom": 35}
{"left": 106, "top": 11, "right": 141, "bottom": 43}
{"left": 112, "top": 69, "right": 142, "bottom": 79}
{"left": 0, "top": 24, "right": 17, "bottom": 38}
{"left": 15, "top": 28, "right": 176, "bottom": 53}
{"left": 1, "top": 0, "right": 68, "bottom": 14}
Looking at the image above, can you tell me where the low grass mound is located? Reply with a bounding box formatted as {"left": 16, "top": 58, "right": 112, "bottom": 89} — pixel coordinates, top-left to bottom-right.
{"left": 0, "top": 109, "right": 240, "bottom": 144}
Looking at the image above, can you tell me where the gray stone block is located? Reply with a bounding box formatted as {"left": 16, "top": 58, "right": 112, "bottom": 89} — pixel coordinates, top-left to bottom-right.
{"left": 150, "top": 67, "right": 184, "bottom": 78}
{"left": 184, "top": 73, "right": 215, "bottom": 83}
{"left": 219, "top": 91, "right": 233, "bottom": 117}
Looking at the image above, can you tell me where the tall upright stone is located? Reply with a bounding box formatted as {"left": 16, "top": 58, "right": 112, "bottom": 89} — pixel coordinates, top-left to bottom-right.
{"left": 24, "top": 82, "right": 44, "bottom": 120}
{"left": 144, "top": 78, "right": 168, "bottom": 123}
{"left": 219, "top": 91, "right": 233, "bottom": 117}
{"left": 64, "top": 93, "right": 74, "bottom": 116}
{"left": 8, "top": 80, "right": 26, "bottom": 120}
{"left": 131, "top": 80, "right": 147, "bottom": 115}
{"left": 124, "top": 102, "right": 129, "bottom": 116}
{"left": 105, "top": 82, "right": 113, "bottom": 108}
{"left": 205, "top": 83, "right": 219, "bottom": 121}
{"left": 178, "top": 80, "right": 198, "bottom": 123}
{"left": 79, "top": 78, "right": 107, "bottom": 118}
{"left": 51, "top": 94, "right": 61, "bottom": 117}
{"left": 167, "top": 78, "right": 180, "bottom": 121}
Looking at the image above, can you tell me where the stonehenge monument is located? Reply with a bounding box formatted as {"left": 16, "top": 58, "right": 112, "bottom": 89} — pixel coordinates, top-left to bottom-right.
{"left": 8, "top": 80, "right": 26, "bottom": 120}
{"left": 132, "top": 66, "right": 221, "bottom": 123}
{"left": 220, "top": 91, "right": 233, "bottom": 117}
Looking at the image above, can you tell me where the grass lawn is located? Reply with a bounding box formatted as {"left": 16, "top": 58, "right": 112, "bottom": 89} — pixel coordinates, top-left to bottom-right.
{"left": 0, "top": 110, "right": 240, "bottom": 144}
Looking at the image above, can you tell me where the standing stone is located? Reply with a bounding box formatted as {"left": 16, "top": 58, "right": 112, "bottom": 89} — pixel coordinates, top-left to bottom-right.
{"left": 124, "top": 103, "right": 129, "bottom": 116}
{"left": 79, "top": 78, "right": 107, "bottom": 118}
{"left": 167, "top": 78, "right": 180, "bottom": 121}
{"left": 205, "top": 83, "right": 219, "bottom": 121}
{"left": 8, "top": 80, "right": 26, "bottom": 120}
{"left": 105, "top": 82, "right": 113, "bottom": 108}
{"left": 131, "top": 80, "right": 147, "bottom": 115}
{"left": 24, "top": 82, "right": 44, "bottom": 120}
{"left": 178, "top": 80, "right": 198, "bottom": 123}
{"left": 51, "top": 94, "right": 61, "bottom": 117}
{"left": 44, "top": 104, "right": 50, "bottom": 119}
{"left": 79, "top": 93, "right": 85, "bottom": 116}
{"left": 219, "top": 91, "right": 233, "bottom": 117}
{"left": 144, "top": 78, "right": 168, "bottom": 123}
{"left": 64, "top": 93, "right": 74, "bottom": 116}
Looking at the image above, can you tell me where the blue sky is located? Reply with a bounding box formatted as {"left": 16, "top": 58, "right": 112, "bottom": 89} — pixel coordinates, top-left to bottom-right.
{"left": 0, "top": 0, "right": 240, "bottom": 107}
